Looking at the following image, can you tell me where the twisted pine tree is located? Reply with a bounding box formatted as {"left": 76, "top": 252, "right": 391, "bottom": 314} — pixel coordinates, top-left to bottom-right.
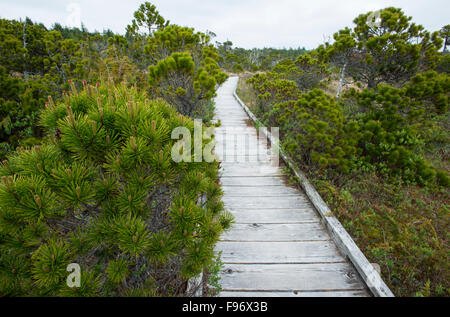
{"left": 0, "top": 78, "right": 233, "bottom": 296}
{"left": 148, "top": 52, "right": 226, "bottom": 118}
{"left": 146, "top": 25, "right": 228, "bottom": 120}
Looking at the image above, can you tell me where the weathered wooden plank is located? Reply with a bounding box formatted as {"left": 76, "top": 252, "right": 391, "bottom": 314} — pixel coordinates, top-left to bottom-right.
{"left": 214, "top": 144, "right": 269, "bottom": 153}
{"left": 215, "top": 148, "right": 272, "bottom": 157}
{"left": 216, "top": 156, "right": 272, "bottom": 164}
{"left": 214, "top": 143, "right": 272, "bottom": 153}
{"left": 226, "top": 208, "right": 318, "bottom": 223}
{"left": 222, "top": 185, "right": 299, "bottom": 197}
{"left": 219, "top": 263, "right": 367, "bottom": 291}
{"left": 216, "top": 119, "right": 249, "bottom": 124}
{"left": 214, "top": 127, "right": 259, "bottom": 134}
{"left": 216, "top": 241, "right": 345, "bottom": 264}
{"left": 220, "top": 166, "right": 283, "bottom": 177}
{"left": 220, "top": 223, "right": 329, "bottom": 242}
{"left": 223, "top": 196, "right": 310, "bottom": 209}
{"left": 216, "top": 117, "right": 249, "bottom": 121}
{"left": 215, "top": 111, "right": 248, "bottom": 115}
{"left": 215, "top": 137, "right": 269, "bottom": 147}
{"left": 220, "top": 176, "right": 291, "bottom": 186}
{"left": 219, "top": 290, "right": 370, "bottom": 297}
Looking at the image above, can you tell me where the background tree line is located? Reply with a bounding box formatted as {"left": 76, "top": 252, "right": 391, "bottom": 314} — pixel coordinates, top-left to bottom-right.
{"left": 0, "top": 2, "right": 228, "bottom": 158}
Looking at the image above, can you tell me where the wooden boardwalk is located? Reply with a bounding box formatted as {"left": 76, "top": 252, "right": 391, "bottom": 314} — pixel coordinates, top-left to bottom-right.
{"left": 213, "top": 76, "right": 370, "bottom": 297}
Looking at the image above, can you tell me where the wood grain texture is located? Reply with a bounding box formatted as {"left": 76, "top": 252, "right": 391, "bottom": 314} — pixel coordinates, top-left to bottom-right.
{"left": 219, "top": 263, "right": 367, "bottom": 292}
{"left": 226, "top": 208, "right": 319, "bottom": 223}
{"left": 216, "top": 241, "right": 345, "bottom": 263}
{"left": 220, "top": 176, "right": 291, "bottom": 186}
{"left": 219, "top": 290, "right": 370, "bottom": 297}
{"left": 222, "top": 196, "right": 310, "bottom": 210}
{"left": 220, "top": 223, "right": 330, "bottom": 242}
{"left": 221, "top": 185, "right": 300, "bottom": 197}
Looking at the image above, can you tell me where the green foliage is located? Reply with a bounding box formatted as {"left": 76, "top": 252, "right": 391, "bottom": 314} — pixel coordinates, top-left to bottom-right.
{"left": 145, "top": 25, "right": 210, "bottom": 61}
{"left": 342, "top": 70, "right": 450, "bottom": 185}
{"left": 274, "top": 90, "right": 358, "bottom": 173}
{"left": 31, "top": 239, "right": 72, "bottom": 288}
{"left": 0, "top": 18, "right": 133, "bottom": 156}
{"left": 239, "top": 9, "right": 449, "bottom": 294}
{"left": 0, "top": 66, "right": 47, "bottom": 158}
{"left": 247, "top": 72, "right": 301, "bottom": 113}
{"left": 312, "top": 173, "right": 449, "bottom": 297}
{"left": 351, "top": 7, "right": 442, "bottom": 87}
{"left": 407, "top": 71, "right": 449, "bottom": 113}
{"left": 0, "top": 3, "right": 225, "bottom": 156}
{"left": 436, "top": 53, "right": 450, "bottom": 73}
{"left": 246, "top": 53, "right": 329, "bottom": 115}
{"left": 321, "top": 7, "right": 444, "bottom": 89}
{"left": 147, "top": 28, "right": 228, "bottom": 118}
{"left": 105, "top": 258, "right": 130, "bottom": 285}
{"left": 288, "top": 54, "right": 330, "bottom": 91}
{"left": 0, "top": 80, "right": 231, "bottom": 296}
{"left": 205, "top": 251, "right": 224, "bottom": 296}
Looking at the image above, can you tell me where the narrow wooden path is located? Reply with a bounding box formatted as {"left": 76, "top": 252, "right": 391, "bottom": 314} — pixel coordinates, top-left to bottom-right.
{"left": 213, "top": 76, "right": 370, "bottom": 297}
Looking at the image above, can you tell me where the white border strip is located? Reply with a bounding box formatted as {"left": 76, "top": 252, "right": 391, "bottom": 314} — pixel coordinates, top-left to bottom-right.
{"left": 233, "top": 89, "right": 394, "bottom": 297}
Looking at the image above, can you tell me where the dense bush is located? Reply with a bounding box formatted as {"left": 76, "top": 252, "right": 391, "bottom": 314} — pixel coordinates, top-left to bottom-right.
{"left": 406, "top": 71, "right": 449, "bottom": 114}
{"left": 215, "top": 42, "right": 307, "bottom": 72}
{"left": 317, "top": 7, "right": 443, "bottom": 92}
{"left": 148, "top": 51, "right": 227, "bottom": 119}
{"left": 0, "top": 18, "right": 114, "bottom": 154}
{"left": 146, "top": 25, "right": 227, "bottom": 120}
{"left": 251, "top": 54, "right": 329, "bottom": 94}
{"left": 0, "top": 80, "right": 232, "bottom": 296}
{"left": 0, "top": 3, "right": 225, "bottom": 156}
{"left": 350, "top": 85, "right": 434, "bottom": 184}
{"left": 286, "top": 54, "right": 330, "bottom": 91}
{"left": 342, "top": 72, "right": 450, "bottom": 186}
{"left": 241, "top": 67, "right": 449, "bottom": 296}
{"left": 145, "top": 25, "right": 209, "bottom": 62}
{"left": 247, "top": 73, "right": 300, "bottom": 113}
{"left": 0, "top": 66, "right": 48, "bottom": 158}
{"left": 272, "top": 90, "right": 358, "bottom": 173}
{"left": 247, "top": 73, "right": 357, "bottom": 173}
{"left": 240, "top": 8, "right": 449, "bottom": 294}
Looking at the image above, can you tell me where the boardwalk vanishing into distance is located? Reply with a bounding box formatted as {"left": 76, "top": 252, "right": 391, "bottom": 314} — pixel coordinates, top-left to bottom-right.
{"left": 213, "top": 76, "right": 371, "bottom": 297}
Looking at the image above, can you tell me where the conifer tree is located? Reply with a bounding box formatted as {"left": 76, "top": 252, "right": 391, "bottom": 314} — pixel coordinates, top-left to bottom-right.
{"left": 146, "top": 25, "right": 228, "bottom": 119}
{"left": 0, "top": 78, "right": 232, "bottom": 296}
{"left": 351, "top": 7, "right": 442, "bottom": 88}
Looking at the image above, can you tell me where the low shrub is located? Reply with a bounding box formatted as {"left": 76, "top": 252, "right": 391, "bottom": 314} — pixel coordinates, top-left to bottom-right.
{"left": 0, "top": 79, "right": 232, "bottom": 296}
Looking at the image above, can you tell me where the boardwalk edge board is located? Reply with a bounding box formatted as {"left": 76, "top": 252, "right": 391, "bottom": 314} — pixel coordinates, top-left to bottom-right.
{"left": 232, "top": 82, "right": 395, "bottom": 298}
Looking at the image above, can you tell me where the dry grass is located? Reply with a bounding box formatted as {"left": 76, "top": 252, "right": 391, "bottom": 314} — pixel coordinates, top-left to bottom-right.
{"left": 321, "top": 75, "right": 362, "bottom": 97}
{"left": 236, "top": 73, "right": 258, "bottom": 110}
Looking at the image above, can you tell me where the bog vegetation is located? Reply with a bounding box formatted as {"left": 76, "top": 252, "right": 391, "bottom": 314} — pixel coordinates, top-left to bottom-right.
{"left": 0, "top": 1, "right": 448, "bottom": 298}
{"left": 238, "top": 7, "right": 449, "bottom": 297}
{"left": 0, "top": 2, "right": 235, "bottom": 296}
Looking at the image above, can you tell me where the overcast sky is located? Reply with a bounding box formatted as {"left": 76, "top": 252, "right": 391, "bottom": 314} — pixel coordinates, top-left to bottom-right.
{"left": 0, "top": 0, "right": 448, "bottom": 49}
